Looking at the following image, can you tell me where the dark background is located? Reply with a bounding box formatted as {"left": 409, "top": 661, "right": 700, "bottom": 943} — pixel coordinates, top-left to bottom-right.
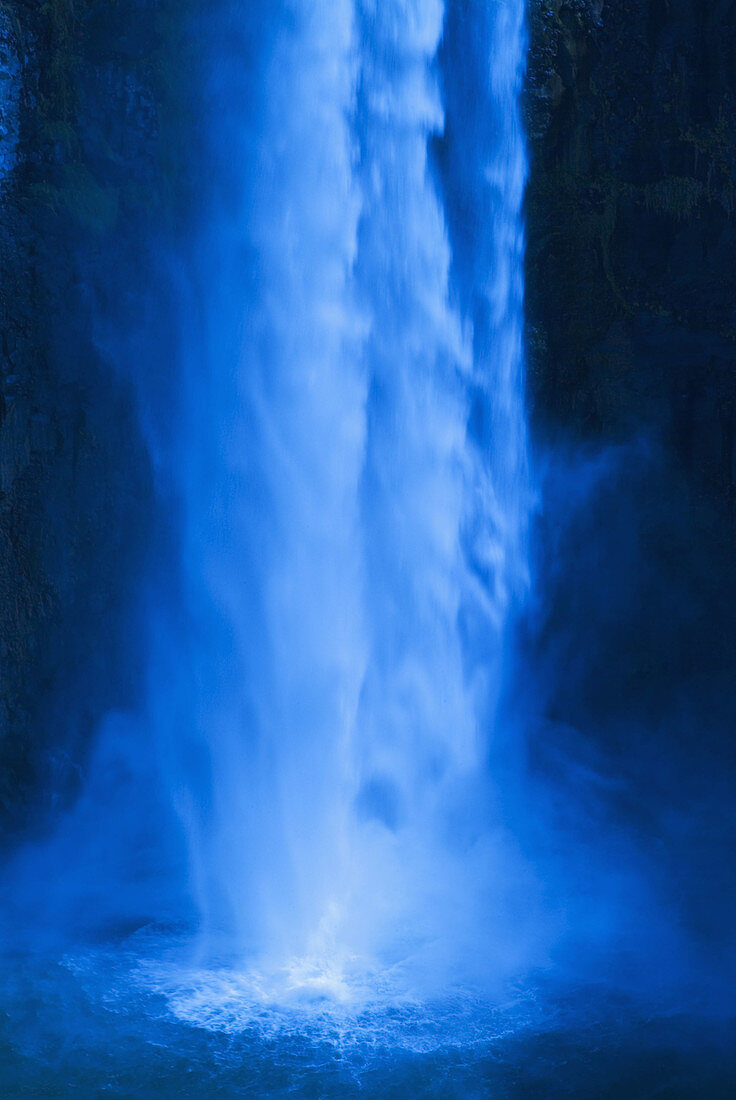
{"left": 0, "top": 0, "right": 189, "bottom": 839}
{"left": 520, "top": 0, "right": 736, "bottom": 984}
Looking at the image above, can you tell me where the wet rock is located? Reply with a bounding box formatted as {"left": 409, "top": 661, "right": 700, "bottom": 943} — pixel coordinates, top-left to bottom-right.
{"left": 526, "top": 0, "right": 736, "bottom": 499}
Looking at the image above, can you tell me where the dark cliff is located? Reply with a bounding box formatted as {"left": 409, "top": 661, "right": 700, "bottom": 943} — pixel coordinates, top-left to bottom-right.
{"left": 523, "top": 0, "right": 736, "bottom": 956}
{"left": 526, "top": 0, "right": 736, "bottom": 488}
{"left": 0, "top": 0, "right": 184, "bottom": 841}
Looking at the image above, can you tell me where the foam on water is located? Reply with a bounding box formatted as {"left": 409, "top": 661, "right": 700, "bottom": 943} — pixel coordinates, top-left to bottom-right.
{"left": 0, "top": 929, "right": 731, "bottom": 1095}
{"left": 53, "top": 927, "right": 544, "bottom": 1052}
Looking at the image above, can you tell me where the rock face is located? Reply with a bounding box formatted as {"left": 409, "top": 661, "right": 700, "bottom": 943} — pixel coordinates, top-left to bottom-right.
{"left": 526, "top": 0, "right": 736, "bottom": 498}
{"left": 0, "top": 1, "right": 175, "bottom": 842}
{"left": 0, "top": 13, "right": 21, "bottom": 185}
{"left": 523, "top": 0, "right": 736, "bottom": 743}
{"left": 523, "top": 1, "right": 736, "bottom": 953}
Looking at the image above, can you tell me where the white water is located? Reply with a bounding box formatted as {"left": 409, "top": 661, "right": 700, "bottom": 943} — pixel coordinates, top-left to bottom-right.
{"left": 158, "top": 0, "right": 533, "bottom": 1000}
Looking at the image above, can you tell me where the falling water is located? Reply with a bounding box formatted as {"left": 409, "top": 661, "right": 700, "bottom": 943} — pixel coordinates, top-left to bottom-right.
{"left": 1, "top": 4, "right": 734, "bottom": 1092}
{"left": 156, "top": 0, "right": 531, "bottom": 1003}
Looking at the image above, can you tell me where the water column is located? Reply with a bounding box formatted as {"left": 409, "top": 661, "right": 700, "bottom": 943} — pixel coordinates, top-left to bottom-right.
{"left": 163, "top": 0, "right": 530, "bottom": 992}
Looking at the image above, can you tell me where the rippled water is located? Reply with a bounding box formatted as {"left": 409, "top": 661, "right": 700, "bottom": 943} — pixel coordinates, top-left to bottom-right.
{"left": 1, "top": 929, "right": 733, "bottom": 1098}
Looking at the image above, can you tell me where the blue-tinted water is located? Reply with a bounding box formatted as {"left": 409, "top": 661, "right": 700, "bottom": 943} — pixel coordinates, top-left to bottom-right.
{"left": 1, "top": 929, "right": 733, "bottom": 1097}
{"left": 4, "top": 0, "right": 733, "bottom": 1094}
{"left": 139, "top": 0, "right": 533, "bottom": 994}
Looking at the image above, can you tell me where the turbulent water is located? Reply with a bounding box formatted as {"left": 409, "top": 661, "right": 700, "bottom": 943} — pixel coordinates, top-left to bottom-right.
{"left": 2, "top": 930, "right": 734, "bottom": 1097}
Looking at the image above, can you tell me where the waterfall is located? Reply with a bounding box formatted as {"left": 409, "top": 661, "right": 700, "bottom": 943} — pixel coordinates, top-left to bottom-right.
{"left": 159, "top": 0, "right": 531, "bottom": 996}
